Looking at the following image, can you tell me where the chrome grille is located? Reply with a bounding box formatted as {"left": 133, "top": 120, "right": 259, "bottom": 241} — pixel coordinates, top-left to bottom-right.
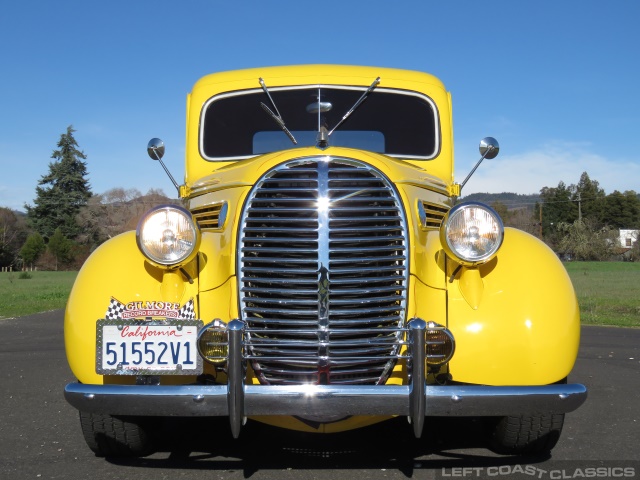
{"left": 239, "top": 157, "right": 408, "bottom": 386}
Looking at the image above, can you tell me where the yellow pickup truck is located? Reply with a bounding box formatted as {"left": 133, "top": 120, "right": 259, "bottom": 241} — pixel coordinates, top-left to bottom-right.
{"left": 64, "top": 65, "right": 586, "bottom": 457}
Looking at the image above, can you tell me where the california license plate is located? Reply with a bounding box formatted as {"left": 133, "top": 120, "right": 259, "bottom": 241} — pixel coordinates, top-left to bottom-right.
{"left": 96, "top": 319, "right": 203, "bottom": 375}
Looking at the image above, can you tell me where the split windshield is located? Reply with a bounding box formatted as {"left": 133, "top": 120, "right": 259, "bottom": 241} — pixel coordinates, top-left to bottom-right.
{"left": 200, "top": 86, "right": 439, "bottom": 160}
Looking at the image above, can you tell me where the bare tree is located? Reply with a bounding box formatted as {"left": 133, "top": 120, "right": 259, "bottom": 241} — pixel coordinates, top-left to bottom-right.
{"left": 556, "top": 219, "right": 618, "bottom": 261}
{"left": 76, "top": 188, "right": 177, "bottom": 247}
{"left": 0, "top": 208, "right": 29, "bottom": 268}
{"left": 503, "top": 208, "right": 540, "bottom": 238}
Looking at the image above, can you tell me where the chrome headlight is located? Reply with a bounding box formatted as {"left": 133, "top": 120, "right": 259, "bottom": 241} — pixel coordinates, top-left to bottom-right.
{"left": 136, "top": 205, "right": 201, "bottom": 267}
{"left": 439, "top": 202, "right": 504, "bottom": 265}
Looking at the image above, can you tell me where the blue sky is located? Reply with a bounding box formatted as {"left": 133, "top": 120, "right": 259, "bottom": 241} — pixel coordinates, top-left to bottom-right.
{"left": 1, "top": 1, "right": 639, "bottom": 212}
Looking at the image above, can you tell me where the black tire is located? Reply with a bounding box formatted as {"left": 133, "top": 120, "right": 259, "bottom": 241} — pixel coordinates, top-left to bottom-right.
{"left": 488, "top": 412, "right": 565, "bottom": 455}
{"left": 79, "top": 411, "right": 156, "bottom": 457}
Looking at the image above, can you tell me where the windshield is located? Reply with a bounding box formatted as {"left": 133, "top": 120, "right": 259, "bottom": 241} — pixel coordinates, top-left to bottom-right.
{"left": 200, "top": 86, "right": 439, "bottom": 160}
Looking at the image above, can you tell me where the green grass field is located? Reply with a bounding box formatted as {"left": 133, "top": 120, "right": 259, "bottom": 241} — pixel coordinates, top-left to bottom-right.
{"left": 0, "top": 271, "right": 78, "bottom": 319}
{"left": 0, "top": 264, "right": 638, "bottom": 326}
{"left": 564, "top": 262, "right": 640, "bottom": 328}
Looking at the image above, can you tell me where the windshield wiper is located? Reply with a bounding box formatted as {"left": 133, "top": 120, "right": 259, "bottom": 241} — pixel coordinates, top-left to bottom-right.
{"left": 259, "top": 78, "right": 297, "bottom": 145}
{"left": 328, "top": 77, "right": 380, "bottom": 136}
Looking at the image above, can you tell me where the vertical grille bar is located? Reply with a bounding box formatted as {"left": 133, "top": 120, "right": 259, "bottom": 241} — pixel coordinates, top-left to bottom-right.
{"left": 316, "top": 160, "right": 331, "bottom": 384}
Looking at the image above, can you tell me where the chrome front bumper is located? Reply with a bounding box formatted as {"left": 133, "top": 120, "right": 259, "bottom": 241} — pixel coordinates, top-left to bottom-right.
{"left": 64, "top": 319, "right": 588, "bottom": 438}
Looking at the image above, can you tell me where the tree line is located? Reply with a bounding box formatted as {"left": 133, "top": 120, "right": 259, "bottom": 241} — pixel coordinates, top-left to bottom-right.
{"left": 0, "top": 126, "right": 175, "bottom": 271}
{"left": 1, "top": 127, "right": 639, "bottom": 270}
{"left": 469, "top": 172, "right": 640, "bottom": 261}
{"left": 536, "top": 172, "right": 640, "bottom": 260}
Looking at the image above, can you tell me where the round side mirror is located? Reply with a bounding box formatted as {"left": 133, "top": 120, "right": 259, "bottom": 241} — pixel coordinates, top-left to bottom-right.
{"left": 147, "top": 138, "right": 165, "bottom": 161}
{"left": 479, "top": 137, "right": 500, "bottom": 159}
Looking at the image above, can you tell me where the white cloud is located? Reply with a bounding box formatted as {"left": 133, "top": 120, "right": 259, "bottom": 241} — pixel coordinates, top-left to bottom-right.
{"left": 458, "top": 143, "right": 640, "bottom": 195}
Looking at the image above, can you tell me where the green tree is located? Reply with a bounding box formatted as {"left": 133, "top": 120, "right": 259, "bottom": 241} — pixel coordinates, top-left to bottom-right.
{"left": 26, "top": 126, "right": 92, "bottom": 240}
{"left": 604, "top": 190, "right": 640, "bottom": 229}
{"left": 20, "top": 232, "right": 46, "bottom": 269}
{"left": 47, "top": 227, "right": 73, "bottom": 270}
{"left": 572, "top": 172, "right": 606, "bottom": 226}
{"left": 538, "top": 181, "right": 576, "bottom": 246}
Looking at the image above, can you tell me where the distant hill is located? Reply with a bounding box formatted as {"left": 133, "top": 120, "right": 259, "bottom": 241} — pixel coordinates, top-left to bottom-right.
{"left": 460, "top": 192, "right": 540, "bottom": 211}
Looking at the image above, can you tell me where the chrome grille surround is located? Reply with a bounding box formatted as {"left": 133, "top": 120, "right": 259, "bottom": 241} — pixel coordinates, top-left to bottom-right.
{"left": 239, "top": 156, "right": 409, "bottom": 386}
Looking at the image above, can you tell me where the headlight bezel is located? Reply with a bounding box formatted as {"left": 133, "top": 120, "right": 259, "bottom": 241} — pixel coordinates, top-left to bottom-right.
{"left": 136, "top": 204, "right": 201, "bottom": 268}
{"left": 439, "top": 202, "right": 504, "bottom": 266}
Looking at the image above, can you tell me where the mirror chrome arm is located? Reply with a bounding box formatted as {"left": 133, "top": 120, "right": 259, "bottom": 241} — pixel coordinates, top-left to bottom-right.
{"left": 147, "top": 138, "right": 180, "bottom": 194}
{"left": 459, "top": 137, "right": 500, "bottom": 193}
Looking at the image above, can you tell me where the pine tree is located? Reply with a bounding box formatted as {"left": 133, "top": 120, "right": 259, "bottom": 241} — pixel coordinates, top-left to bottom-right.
{"left": 572, "top": 172, "right": 606, "bottom": 226}
{"left": 26, "top": 126, "right": 92, "bottom": 240}
{"left": 539, "top": 182, "right": 577, "bottom": 228}
{"left": 604, "top": 190, "right": 640, "bottom": 229}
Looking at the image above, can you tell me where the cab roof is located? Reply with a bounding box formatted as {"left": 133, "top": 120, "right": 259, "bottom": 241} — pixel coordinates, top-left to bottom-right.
{"left": 191, "top": 64, "right": 447, "bottom": 93}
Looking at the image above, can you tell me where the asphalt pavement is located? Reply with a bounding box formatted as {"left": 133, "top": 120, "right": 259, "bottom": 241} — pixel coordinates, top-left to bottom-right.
{"left": 0, "top": 311, "right": 638, "bottom": 480}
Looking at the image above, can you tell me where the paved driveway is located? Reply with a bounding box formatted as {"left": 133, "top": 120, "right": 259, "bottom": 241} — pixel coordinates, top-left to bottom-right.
{"left": 0, "top": 312, "right": 638, "bottom": 479}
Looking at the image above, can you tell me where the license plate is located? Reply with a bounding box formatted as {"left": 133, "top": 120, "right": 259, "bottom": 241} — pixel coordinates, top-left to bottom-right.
{"left": 96, "top": 319, "right": 203, "bottom": 375}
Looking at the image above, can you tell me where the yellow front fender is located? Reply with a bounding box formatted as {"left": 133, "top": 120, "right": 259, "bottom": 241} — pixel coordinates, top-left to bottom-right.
{"left": 446, "top": 228, "right": 580, "bottom": 385}
{"left": 64, "top": 231, "right": 200, "bottom": 384}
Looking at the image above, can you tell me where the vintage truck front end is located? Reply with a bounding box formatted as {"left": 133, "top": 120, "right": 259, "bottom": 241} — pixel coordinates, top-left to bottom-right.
{"left": 64, "top": 65, "right": 586, "bottom": 457}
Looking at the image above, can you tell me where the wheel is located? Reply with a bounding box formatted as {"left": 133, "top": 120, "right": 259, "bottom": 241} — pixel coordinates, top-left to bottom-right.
{"left": 488, "top": 412, "right": 565, "bottom": 455}
{"left": 79, "top": 411, "right": 156, "bottom": 457}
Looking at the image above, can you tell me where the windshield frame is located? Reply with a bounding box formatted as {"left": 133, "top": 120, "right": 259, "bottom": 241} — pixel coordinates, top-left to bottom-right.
{"left": 198, "top": 84, "right": 441, "bottom": 162}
